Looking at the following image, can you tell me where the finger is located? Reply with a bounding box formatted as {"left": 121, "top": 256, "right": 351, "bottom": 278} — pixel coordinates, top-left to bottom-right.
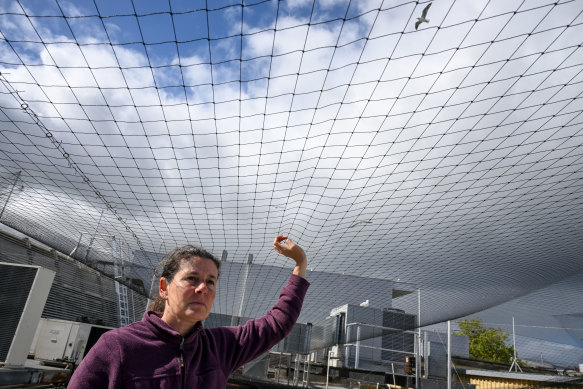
{"left": 276, "top": 235, "right": 288, "bottom": 243}
{"left": 273, "top": 238, "right": 284, "bottom": 251}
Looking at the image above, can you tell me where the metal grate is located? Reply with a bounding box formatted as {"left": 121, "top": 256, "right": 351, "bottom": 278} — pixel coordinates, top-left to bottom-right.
{"left": 0, "top": 232, "right": 147, "bottom": 328}
{"left": 0, "top": 263, "right": 37, "bottom": 362}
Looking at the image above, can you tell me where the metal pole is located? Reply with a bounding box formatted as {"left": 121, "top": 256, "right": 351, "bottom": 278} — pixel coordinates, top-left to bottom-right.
{"left": 306, "top": 356, "right": 311, "bottom": 387}
{"left": 131, "top": 288, "right": 136, "bottom": 322}
{"left": 277, "top": 352, "right": 282, "bottom": 384}
{"left": 0, "top": 170, "right": 22, "bottom": 220}
{"left": 355, "top": 325, "right": 361, "bottom": 369}
{"left": 416, "top": 288, "right": 421, "bottom": 389}
{"left": 69, "top": 232, "right": 84, "bottom": 257}
{"left": 423, "top": 331, "right": 428, "bottom": 379}
{"left": 509, "top": 317, "right": 523, "bottom": 372}
{"left": 288, "top": 354, "right": 291, "bottom": 386}
{"left": 512, "top": 317, "right": 516, "bottom": 355}
{"left": 113, "top": 237, "right": 121, "bottom": 327}
{"left": 293, "top": 354, "right": 299, "bottom": 386}
{"left": 447, "top": 321, "right": 451, "bottom": 389}
{"left": 84, "top": 210, "right": 104, "bottom": 262}
{"left": 238, "top": 254, "right": 252, "bottom": 318}
{"left": 129, "top": 245, "right": 136, "bottom": 322}
{"left": 301, "top": 353, "right": 311, "bottom": 387}
{"left": 325, "top": 349, "right": 331, "bottom": 389}
{"left": 513, "top": 316, "right": 517, "bottom": 367}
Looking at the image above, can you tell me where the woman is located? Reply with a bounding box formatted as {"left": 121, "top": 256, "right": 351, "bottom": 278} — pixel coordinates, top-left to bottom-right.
{"left": 68, "top": 235, "right": 309, "bottom": 388}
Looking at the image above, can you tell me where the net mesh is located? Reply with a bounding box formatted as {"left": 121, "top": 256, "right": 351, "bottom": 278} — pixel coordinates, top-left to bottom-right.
{"left": 1, "top": 0, "right": 582, "bottom": 369}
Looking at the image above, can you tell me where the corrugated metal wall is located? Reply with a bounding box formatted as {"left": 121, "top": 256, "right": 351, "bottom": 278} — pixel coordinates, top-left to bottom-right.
{"left": 0, "top": 231, "right": 147, "bottom": 328}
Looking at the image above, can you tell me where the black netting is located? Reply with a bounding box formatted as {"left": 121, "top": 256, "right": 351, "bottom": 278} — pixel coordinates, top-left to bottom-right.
{"left": 1, "top": 0, "right": 582, "bottom": 371}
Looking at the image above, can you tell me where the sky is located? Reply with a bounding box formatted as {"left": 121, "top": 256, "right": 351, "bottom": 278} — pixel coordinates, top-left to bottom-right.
{"left": 1, "top": 0, "right": 582, "bottom": 367}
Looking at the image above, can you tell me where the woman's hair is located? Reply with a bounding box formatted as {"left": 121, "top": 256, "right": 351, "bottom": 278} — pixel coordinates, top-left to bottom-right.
{"left": 149, "top": 244, "right": 220, "bottom": 312}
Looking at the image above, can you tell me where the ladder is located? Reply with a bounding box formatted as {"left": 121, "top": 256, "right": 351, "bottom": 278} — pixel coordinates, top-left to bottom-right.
{"left": 113, "top": 237, "right": 131, "bottom": 327}
{"left": 115, "top": 282, "right": 130, "bottom": 327}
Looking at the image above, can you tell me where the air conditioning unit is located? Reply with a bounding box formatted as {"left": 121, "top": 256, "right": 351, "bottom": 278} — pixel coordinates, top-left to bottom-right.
{"left": 29, "top": 318, "right": 113, "bottom": 365}
{"left": 0, "top": 262, "right": 55, "bottom": 367}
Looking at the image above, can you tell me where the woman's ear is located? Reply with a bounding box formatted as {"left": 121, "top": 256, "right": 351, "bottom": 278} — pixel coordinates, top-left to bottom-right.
{"left": 159, "top": 277, "right": 168, "bottom": 300}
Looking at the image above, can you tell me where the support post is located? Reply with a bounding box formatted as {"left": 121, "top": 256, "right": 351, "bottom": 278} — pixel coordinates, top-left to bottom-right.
{"left": 238, "top": 254, "right": 252, "bottom": 318}
{"left": 416, "top": 288, "right": 421, "bottom": 389}
{"left": 0, "top": 170, "right": 22, "bottom": 220}
{"left": 276, "top": 352, "right": 282, "bottom": 384}
{"left": 355, "top": 325, "right": 361, "bottom": 369}
{"left": 325, "top": 349, "right": 331, "bottom": 389}
{"left": 509, "top": 317, "right": 523, "bottom": 372}
{"left": 447, "top": 321, "right": 451, "bottom": 389}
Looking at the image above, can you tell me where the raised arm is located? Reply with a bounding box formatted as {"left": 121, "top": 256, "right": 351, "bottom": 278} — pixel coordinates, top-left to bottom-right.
{"left": 209, "top": 237, "right": 310, "bottom": 373}
{"left": 273, "top": 235, "right": 308, "bottom": 278}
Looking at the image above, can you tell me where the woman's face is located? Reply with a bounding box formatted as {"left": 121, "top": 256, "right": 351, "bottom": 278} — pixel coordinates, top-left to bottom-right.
{"left": 160, "top": 256, "right": 218, "bottom": 329}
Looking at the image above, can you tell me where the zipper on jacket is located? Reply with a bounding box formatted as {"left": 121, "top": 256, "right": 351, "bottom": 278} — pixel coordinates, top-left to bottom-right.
{"left": 178, "top": 336, "right": 185, "bottom": 370}
{"left": 178, "top": 336, "right": 185, "bottom": 385}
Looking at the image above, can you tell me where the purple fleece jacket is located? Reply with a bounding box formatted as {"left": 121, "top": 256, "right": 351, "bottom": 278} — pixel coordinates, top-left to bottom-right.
{"left": 67, "top": 274, "right": 309, "bottom": 389}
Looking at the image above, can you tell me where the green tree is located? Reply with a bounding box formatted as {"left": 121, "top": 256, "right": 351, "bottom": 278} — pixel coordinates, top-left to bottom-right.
{"left": 454, "top": 318, "right": 515, "bottom": 364}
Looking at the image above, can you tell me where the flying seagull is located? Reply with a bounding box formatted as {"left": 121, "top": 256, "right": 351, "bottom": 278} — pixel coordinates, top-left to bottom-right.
{"left": 349, "top": 220, "right": 373, "bottom": 228}
{"left": 415, "top": 2, "right": 432, "bottom": 30}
